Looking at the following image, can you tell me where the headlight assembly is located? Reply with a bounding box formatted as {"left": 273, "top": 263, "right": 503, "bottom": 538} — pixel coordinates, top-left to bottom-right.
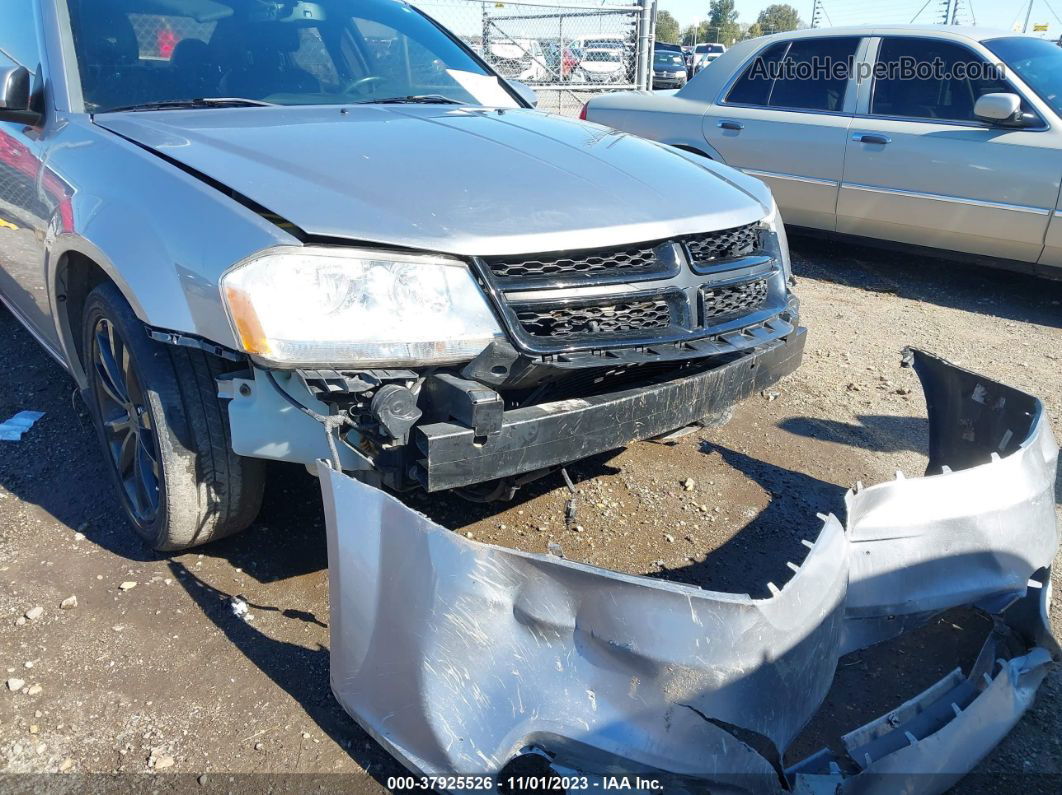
{"left": 759, "top": 199, "right": 792, "bottom": 282}
{"left": 221, "top": 247, "right": 503, "bottom": 367}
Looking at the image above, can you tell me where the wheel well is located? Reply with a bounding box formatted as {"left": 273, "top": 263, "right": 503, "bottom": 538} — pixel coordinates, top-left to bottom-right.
{"left": 56, "top": 252, "right": 111, "bottom": 384}
{"left": 672, "top": 144, "right": 713, "bottom": 160}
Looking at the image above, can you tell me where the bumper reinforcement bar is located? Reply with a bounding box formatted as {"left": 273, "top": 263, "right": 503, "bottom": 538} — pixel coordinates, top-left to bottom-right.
{"left": 415, "top": 328, "right": 806, "bottom": 491}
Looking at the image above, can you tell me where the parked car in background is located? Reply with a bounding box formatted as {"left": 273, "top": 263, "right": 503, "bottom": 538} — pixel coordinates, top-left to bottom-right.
{"left": 0, "top": 0, "right": 802, "bottom": 550}
{"left": 486, "top": 37, "right": 549, "bottom": 82}
{"left": 581, "top": 36, "right": 626, "bottom": 53}
{"left": 652, "top": 50, "right": 687, "bottom": 89}
{"left": 584, "top": 26, "right": 1062, "bottom": 278}
{"left": 540, "top": 41, "right": 582, "bottom": 81}
{"left": 579, "top": 48, "right": 625, "bottom": 83}
{"left": 655, "top": 41, "right": 683, "bottom": 54}
{"left": 681, "top": 45, "right": 694, "bottom": 75}
{"left": 692, "top": 43, "right": 726, "bottom": 74}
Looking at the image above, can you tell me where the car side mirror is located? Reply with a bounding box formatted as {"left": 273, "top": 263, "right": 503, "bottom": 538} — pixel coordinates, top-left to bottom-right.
{"left": 974, "top": 92, "right": 1035, "bottom": 127}
{"left": 0, "top": 65, "right": 41, "bottom": 125}
{"left": 507, "top": 80, "right": 538, "bottom": 108}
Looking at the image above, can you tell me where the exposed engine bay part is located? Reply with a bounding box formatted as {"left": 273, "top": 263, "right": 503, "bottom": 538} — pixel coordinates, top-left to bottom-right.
{"left": 413, "top": 330, "right": 806, "bottom": 492}
{"left": 221, "top": 328, "right": 805, "bottom": 495}
{"left": 370, "top": 384, "right": 423, "bottom": 444}
{"left": 321, "top": 349, "right": 1058, "bottom": 792}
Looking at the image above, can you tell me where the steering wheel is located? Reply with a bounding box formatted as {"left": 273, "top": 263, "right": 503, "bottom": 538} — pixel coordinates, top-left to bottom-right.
{"left": 344, "top": 75, "right": 384, "bottom": 96}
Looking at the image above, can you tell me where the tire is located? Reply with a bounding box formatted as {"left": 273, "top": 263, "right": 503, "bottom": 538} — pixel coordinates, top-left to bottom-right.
{"left": 82, "top": 282, "right": 264, "bottom": 551}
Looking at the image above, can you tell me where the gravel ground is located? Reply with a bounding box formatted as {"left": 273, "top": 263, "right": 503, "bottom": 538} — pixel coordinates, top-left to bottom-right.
{"left": 1, "top": 238, "right": 1060, "bottom": 791}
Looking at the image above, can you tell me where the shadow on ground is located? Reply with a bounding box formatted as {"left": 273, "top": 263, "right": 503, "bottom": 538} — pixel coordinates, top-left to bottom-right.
{"left": 778, "top": 414, "right": 929, "bottom": 456}
{"left": 167, "top": 560, "right": 405, "bottom": 787}
{"left": 643, "top": 442, "right": 848, "bottom": 598}
{"left": 789, "top": 235, "right": 1062, "bottom": 329}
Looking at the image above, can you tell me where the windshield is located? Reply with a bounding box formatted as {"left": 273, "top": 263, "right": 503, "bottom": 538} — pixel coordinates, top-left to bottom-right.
{"left": 584, "top": 51, "right": 619, "bottom": 63}
{"left": 67, "top": 0, "right": 520, "bottom": 112}
{"left": 654, "top": 53, "right": 683, "bottom": 67}
{"left": 984, "top": 36, "right": 1062, "bottom": 118}
{"left": 583, "top": 39, "right": 622, "bottom": 51}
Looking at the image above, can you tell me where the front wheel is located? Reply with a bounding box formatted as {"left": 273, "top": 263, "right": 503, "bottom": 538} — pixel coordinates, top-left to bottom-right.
{"left": 82, "top": 283, "right": 264, "bottom": 551}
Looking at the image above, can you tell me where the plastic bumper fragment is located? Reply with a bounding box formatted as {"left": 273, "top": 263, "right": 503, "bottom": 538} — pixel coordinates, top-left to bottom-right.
{"left": 322, "top": 349, "right": 1058, "bottom": 792}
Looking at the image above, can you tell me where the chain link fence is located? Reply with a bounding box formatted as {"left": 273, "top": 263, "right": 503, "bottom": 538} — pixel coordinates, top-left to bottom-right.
{"left": 413, "top": 0, "right": 653, "bottom": 117}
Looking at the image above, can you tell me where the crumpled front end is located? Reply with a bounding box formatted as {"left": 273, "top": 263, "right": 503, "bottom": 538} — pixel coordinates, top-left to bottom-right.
{"left": 321, "top": 349, "right": 1058, "bottom": 792}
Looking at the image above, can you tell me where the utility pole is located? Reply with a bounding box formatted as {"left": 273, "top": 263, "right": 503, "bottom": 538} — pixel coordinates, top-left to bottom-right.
{"left": 939, "top": 0, "right": 951, "bottom": 24}
{"left": 810, "top": 0, "right": 823, "bottom": 28}
{"left": 1023, "top": 0, "right": 1034, "bottom": 32}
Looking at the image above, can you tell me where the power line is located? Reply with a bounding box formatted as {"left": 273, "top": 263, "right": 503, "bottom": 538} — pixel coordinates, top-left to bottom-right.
{"left": 910, "top": 0, "right": 935, "bottom": 23}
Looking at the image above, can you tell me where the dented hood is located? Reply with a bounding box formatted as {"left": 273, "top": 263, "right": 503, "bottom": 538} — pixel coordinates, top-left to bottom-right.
{"left": 93, "top": 105, "right": 770, "bottom": 256}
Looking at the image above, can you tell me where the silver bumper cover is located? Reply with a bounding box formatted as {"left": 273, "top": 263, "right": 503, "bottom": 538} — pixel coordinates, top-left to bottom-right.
{"left": 322, "top": 349, "right": 1058, "bottom": 792}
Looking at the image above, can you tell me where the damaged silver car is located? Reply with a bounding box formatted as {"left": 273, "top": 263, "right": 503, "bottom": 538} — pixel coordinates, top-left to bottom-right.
{"left": 324, "top": 350, "right": 1059, "bottom": 793}
{"left": 0, "top": 0, "right": 800, "bottom": 550}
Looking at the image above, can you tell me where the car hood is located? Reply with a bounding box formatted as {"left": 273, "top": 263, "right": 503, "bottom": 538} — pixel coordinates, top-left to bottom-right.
{"left": 95, "top": 105, "right": 770, "bottom": 257}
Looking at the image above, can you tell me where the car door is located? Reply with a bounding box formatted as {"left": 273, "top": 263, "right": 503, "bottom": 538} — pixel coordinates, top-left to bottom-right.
{"left": 703, "top": 36, "right": 865, "bottom": 231}
{"left": 838, "top": 36, "right": 1058, "bottom": 263}
{"left": 0, "top": 0, "right": 60, "bottom": 347}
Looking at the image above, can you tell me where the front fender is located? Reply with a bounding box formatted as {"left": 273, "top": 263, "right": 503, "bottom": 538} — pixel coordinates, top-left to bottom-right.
{"left": 44, "top": 117, "right": 296, "bottom": 363}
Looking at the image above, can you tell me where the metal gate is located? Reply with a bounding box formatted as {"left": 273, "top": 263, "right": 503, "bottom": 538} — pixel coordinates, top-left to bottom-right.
{"left": 412, "top": 0, "right": 655, "bottom": 117}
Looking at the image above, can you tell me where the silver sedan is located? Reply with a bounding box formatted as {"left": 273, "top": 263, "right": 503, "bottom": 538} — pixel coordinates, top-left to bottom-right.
{"left": 586, "top": 25, "right": 1062, "bottom": 278}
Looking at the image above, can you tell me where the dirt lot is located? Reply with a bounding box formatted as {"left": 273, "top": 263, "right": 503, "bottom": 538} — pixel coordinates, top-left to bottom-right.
{"left": 1, "top": 238, "right": 1060, "bottom": 790}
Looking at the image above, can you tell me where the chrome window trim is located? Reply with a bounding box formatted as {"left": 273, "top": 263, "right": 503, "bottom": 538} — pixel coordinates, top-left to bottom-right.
{"left": 717, "top": 102, "right": 853, "bottom": 119}
{"left": 840, "top": 182, "right": 1052, "bottom": 216}
{"left": 850, "top": 112, "right": 1048, "bottom": 132}
{"left": 744, "top": 169, "right": 838, "bottom": 188}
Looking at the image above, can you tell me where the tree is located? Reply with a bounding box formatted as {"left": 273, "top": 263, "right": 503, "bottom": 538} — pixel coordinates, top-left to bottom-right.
{"left": 681, "top": 21, "right": 713, "bottom": 45}
{"left": 655, "top": 10, "right": 680, "bottom": 44}
{"left": 755, "top": 4, "right": 804, "bottom": 35}
{"left": 746, "top": 22, "right": 764, "bottom": 39}
{"left": 708, "top": 0, "right": 738, "bottom": 29}
{"left": 707, "top": 0, "right": 741, "bottom": 44}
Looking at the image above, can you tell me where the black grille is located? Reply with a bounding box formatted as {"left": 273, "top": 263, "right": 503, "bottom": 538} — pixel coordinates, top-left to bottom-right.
{"left": 515, "top": 298, "right": 672, "bottom": 339}
{"left": 702, "top": 280, "right": 769, "bottom": 321}
{"left": 484, "top": 244, "right": 660, "bottom": 281}
{"left": 686, "top": 223, "right": 759, "bottom": 263}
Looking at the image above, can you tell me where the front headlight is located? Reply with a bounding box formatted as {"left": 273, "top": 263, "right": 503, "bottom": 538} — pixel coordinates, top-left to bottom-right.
{"left": 221, "top": 247, "right": 503, "bottom": 367}
{"left": 759, "top": 199, "right": 792, "bottom": 283}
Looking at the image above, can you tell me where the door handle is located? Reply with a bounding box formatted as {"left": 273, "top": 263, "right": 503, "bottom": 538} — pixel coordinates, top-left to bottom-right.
{"left": 717, "top": 120, "right": 744, "bottom": 131}
{"left": 852, "top": 133, "right": 891, "bottom": 145}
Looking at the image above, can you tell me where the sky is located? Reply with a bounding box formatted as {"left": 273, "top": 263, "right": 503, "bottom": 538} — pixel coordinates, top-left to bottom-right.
{"left": 414, "top": 0, "right": 1062, "bottom": 41}
{"left": 661, "top": 0, "right": 1062, "bottom": 37}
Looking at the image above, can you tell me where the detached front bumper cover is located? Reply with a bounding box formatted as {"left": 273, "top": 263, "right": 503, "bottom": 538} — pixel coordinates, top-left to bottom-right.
{"left": 321, "top": 349, "right": 1058, "bottom": 793}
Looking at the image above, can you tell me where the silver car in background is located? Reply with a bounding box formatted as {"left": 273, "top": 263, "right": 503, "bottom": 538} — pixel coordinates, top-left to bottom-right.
{"left": 586, "top": 26, "right": 1062, "bottom": 278}
{"left": 0, "top": 0, "right": 800, "bottom": 551}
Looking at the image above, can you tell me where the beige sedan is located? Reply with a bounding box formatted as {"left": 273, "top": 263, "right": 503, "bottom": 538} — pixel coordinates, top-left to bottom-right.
{"left": 585, "top": 25, "right": 1062, "bottom": 278}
